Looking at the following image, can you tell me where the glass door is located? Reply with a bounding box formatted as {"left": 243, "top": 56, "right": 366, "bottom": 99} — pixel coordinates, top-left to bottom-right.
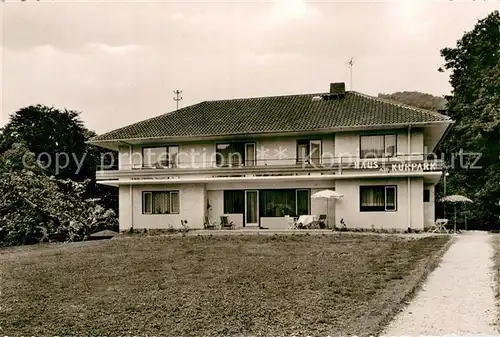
{"left": 245, "top": 143, "right": 256, "bottom": 166}
{"left": 168, "top": 146, "right": 179, "bottom": 168}
{"left": 296, "top": 189, "right": 310, "bottom": 216}
{"left": 245, "top": 190, "right": 259, "bottom": 227}
{"left": 309, "top": 140, "right": 321, "bottom": 166}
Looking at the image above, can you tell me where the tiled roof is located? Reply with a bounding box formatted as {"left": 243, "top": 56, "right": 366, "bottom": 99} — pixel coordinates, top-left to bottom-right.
{"left": 90, "top": 91, "right": 452, "bottom": 142}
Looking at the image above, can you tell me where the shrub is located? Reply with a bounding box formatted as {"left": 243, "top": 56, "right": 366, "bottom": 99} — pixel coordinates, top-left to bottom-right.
{"left": 0, "top": 144, "right": 118, "bottom": 246}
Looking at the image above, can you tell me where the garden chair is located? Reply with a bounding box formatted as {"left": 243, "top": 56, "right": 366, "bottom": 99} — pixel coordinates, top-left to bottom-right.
{"left": 204, "top": 216, "right": 217, "bottom": 230}
{"left": 428, "top": 218, "right": 449, "bottom": 233}
{"left": 220, "top": 215, "right": 234, "bottom": 230}
{"left": 308, "top": 214, "right": 327, "bottom": 229}
{"left": 285, "top": 215, "right": 297, "bottom": 229}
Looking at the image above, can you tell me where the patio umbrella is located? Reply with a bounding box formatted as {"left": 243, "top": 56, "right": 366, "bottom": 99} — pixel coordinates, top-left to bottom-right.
{"left": 439, "top": 195, "right": 473, "bottom": 232}
{"left": 311, "top": 190, "right": 344, "bottom": 199}
{"left": 311, "top": 190, "right": 344, "bottom": 228}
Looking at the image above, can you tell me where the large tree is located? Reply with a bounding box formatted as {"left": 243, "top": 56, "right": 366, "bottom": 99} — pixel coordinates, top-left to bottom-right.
{"left": 438, "top": 10, "right": 500, "bottom": 229}
{"left": 2, "top": 105, "right": 91, "bottom": 181}
{"left": 1, "top": 105, "right": 118, "bottom": 212}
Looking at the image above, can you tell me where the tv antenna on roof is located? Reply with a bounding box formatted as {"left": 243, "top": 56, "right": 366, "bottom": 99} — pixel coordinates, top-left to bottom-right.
{"left": 173, "top": 90, "right": 183, "bottom": 110}
{"left": 347, "top": 57, "right": 355, "bottom": 91}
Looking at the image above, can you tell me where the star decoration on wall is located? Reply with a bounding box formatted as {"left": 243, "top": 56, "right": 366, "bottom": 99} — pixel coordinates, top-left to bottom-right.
{"left": 274, "top": 146, "right": 289, "bottom": 160}
{"left": 256, "top": 146, "right": 270, "bottom": 163}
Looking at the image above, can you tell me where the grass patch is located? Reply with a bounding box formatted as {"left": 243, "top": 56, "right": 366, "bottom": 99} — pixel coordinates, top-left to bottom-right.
{"left": 0, "top": 234, "right": 449, "bottom": 337}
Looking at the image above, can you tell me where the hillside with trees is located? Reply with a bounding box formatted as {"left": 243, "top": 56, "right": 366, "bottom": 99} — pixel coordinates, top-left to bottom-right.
{"left": 377, "top": 92, "right": 447, "bottom": 112}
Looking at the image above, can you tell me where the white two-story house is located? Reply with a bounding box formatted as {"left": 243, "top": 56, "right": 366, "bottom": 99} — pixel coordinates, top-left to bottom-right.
{"left": 90, "top": 83, "right": 453, "bottom": 231}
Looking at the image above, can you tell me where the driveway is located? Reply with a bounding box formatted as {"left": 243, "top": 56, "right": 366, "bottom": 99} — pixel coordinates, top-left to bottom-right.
{"left": 383, "top": 231, "right": 497, "bottom": 335}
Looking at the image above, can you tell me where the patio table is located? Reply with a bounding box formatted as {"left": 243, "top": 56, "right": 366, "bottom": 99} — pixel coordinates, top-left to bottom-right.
{"left": 297, "top": 215, "right": 316, "bottom": 228}
{"left": 429, "top": 218, "right": 449, "bottom": 233}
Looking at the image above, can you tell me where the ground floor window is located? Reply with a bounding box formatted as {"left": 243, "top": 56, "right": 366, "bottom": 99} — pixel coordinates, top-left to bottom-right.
{"left": 223, "top": 190, "right": 245, "bottom": 214}
{"left": 360, "top": 185, "right": 397, "bottom": 212}
{"left": 260, "top": 190, "right": 296, "bottom": 217}
{"left": 142, "top": 191, "right": 180, "bottom": 214}
{"left": 259, "top": 189, "right": 310, "bottom": 217}
{"left": 222, "top": 189, "right": 310, "bottom": 217}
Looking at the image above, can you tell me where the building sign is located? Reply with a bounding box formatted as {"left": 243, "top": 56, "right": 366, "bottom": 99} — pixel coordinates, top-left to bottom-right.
{"left": 131, "top": 176, "right": 180, "bottom": 180}
{"left": 353, "top": 161, "right": 438, "bottom": 172}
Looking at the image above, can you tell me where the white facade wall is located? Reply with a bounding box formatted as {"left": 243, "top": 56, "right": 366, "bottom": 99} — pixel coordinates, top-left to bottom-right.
{"left": 207, "top": 190, "right": 224, "bottom": 225}
{"left": 256, "top": 137, "right": 296, "bottom": 165}
{"left": 178, "top": 142, "right": 216, "bottom": 168}
{"left": 115, "top": 129, "right": 436, "bottom": 231}
{"left": 120, "top": 177, "right": 427, "bottom": 230}
{"left": 410, "top": 177, "right": 424, "bottom": 229}
{"left": 424, "top": 184, "right": 436, "bottom": 228}
{"left": 118, "top": 183, "right": 206, "bottom": 231}
{"left": 120, "top": 181, "right": 337, "bottom": 231}
{"left": 118, "top": 185, "right": 131, "bottom": 230}
{"left": 335, "top": 177, "right": 425, "bottom": 230}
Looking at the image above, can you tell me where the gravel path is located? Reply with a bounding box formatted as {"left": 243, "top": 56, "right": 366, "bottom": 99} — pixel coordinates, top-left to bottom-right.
{"left": 383, "top": 231, "right": 498, "bottom": 335}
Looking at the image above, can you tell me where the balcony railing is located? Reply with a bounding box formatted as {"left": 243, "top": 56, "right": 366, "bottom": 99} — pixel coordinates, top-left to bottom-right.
{"left": 96, "top": 154, "right": 444, "bottom": 180}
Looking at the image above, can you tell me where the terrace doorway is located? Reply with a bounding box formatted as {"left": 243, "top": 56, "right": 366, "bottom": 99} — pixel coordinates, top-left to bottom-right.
{"left": 245, "top": 190, "right": 259, "bottom": 227}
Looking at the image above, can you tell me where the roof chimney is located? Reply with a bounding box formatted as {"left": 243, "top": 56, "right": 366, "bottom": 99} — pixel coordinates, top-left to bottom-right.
{"left": 330, "top": 82, "right": 346, "bottom": 96}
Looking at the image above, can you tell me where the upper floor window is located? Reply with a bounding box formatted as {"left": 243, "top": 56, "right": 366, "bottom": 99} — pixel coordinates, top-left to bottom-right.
{"left": 297, "top": 139, "right": 321, "bottom": 165}
{"left": 142, "top": 146, "right": 179, "bottom": 168}
{"left": 360, "top": 185, "right": 397, "bottom": 212}
{"left": 216, "top": 142, "right": 255, "bottom": 167}
{"left": 143, "top": 190, "right": 180, "bottom": 214}
{"left": 360, "top": 134, "right": 396, "bottom": 159}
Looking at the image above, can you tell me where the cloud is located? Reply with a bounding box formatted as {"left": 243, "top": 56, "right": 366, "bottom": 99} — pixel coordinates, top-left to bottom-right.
{"left": 1, "top": 2, "right": 185, "bottom": 51}
{"left": 170, "top": 12, "right": 184, "bottom": 21}
{"left": 241, "top": 51, "right": 304, "bottom": 66}
{"left": 261, "top": 0, "right": 318, "bottom": 25}
{"left": 2, "top": 41, "right": 158, "bottom": 132}
{"left": 85, "top": 43, "right": 143, "bottom": 55}
{"left": 388, "top": 0, "right": 433, "bottom": 38}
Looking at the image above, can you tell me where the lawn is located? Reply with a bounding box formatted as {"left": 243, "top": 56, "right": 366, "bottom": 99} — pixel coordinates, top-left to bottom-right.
{"left": 0, "top": 234, "right": 449, "bottom": 337}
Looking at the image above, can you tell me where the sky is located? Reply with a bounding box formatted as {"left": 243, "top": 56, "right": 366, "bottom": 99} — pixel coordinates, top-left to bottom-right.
{"left": 0, "top": 0, "right": 498, "bottom": 134}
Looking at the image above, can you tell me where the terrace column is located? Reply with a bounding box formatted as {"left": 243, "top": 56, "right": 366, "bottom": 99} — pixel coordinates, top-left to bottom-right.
{"left": 130, "top": 144, "right": 134, "bottom": 229}
{"left": 407, "top": 125, "right": 411, "bottom": 229}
